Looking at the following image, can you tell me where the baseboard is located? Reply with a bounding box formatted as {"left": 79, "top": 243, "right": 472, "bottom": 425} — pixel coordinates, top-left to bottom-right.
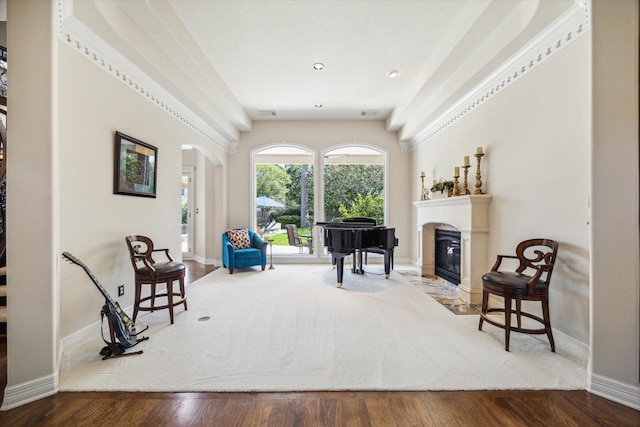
{"left": 191, "top": 255, "right": 219, "bottom": 266}
{"left": 61, "top": 318, "right": 102, "bottom": 351}
{"left": 588, "top": 373, "right": 640, "bottom": 411}
{"left": 552, "top": 328, "right": 589, "bottom": 363}
{"left": 61, "top": 302, "right": 136, "bottom": 351}
{"left": 3, "top": 306, "right": 140, "bottom": 411}
{"left": 0, "top": 372, "right": 58, "bottom": 411}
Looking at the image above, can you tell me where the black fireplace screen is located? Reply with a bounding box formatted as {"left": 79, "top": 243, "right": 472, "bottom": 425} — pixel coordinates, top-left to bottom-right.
{"left": 435, "top": 229, "right": 461, "bottom": 284}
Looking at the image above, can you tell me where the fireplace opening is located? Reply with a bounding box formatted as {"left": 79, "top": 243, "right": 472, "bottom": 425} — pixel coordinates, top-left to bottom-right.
{"left": 435, "top": 229, "right": 461, "bottom": 285}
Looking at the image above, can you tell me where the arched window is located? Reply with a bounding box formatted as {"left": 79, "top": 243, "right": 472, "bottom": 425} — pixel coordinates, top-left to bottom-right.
{"left": 322, "top": 145, "right": 387, "bottom": 225}
{"left": 252, "top": 145, "right": 315, "bottom": 257}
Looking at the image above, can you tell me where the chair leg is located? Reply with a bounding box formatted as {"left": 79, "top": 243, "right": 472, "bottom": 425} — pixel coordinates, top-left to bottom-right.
{"left": 516, "top": 298, "right": 522, "bottom": 329}
{"left": 167, "top": 280, "right": 174, "bottom": 324}
{"left": 504, "top": 296, "right": 512, "bottom": 352}
{"left": 179, "top": 276, "right": 187, "bottom": 311}
{"left": 478, "top": 289, "right": 489, "bottom": 330}
{"left": 150, "top": 283, "right": 157, "bottom": 313}
{"left": 133, "top": 282, "right": 141, "bottom": 322}
{"left": 542, "top": 299, "right": 555, "bottom": 352}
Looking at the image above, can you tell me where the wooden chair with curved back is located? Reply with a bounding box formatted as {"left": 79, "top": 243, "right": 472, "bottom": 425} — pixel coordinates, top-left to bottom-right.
{"left": 125, "top": 235, "right": 187, "bottom": 324}
{"left": 478, "top": 238, "right": 559, "bottom": 352}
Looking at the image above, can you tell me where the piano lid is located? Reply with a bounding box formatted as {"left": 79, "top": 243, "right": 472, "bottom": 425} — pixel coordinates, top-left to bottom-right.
{"left": 316, "top": 222, "right": 381, "bottom": 230}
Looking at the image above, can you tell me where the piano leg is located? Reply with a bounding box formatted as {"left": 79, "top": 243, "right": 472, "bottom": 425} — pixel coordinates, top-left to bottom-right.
{"left": 384, "top": 251, "right": 391, "bottom": 279}
{"left": 351, "top": 250, "right": 364, "bottom": 274}
{"left": 334, "top": 253, "right": 348, "bottom": 287}
{"left": 351, "top": 251, "right": 357, "bottom": 274}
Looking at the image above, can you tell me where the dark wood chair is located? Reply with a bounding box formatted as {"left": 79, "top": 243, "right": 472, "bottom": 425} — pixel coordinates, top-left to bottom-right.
{"left": 478, "top": 238, "right": 559, "bottom": 352}
{"left": 125, "top": 235, "right": 187, "bottom": 324}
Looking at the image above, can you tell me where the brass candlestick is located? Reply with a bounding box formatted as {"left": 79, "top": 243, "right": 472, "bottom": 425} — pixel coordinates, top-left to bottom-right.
{"left": 420, "top": 173, "right": 429, "bottom": 200}
{"left": 474, "top": 153, "right": 484, "bottom": 194}
{"left": 452, "top": 173, "right": 460, "bottom": 196}
{"left": 462, "top": 165, "right": 471, "bottom": 195}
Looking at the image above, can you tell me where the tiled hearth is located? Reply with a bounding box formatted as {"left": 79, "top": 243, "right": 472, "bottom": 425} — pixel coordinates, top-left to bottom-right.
{"left": 400, "top": 270, "right": 481, "bottom": 315}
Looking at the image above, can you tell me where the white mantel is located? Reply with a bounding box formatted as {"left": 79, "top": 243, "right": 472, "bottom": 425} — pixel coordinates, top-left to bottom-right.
{"left": 414, "top": 195, "right": 492, "bottom": 304}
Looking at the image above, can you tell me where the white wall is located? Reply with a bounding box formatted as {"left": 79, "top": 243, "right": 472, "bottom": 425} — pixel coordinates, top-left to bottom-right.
{"left": 411, "top": 35, "right": 591, "bottom": 345}
{"left": 58, "top": 42, "right": 213, "bottom": 337}
{"left": 231, "top": 120, "right": 411, "bottom": 260}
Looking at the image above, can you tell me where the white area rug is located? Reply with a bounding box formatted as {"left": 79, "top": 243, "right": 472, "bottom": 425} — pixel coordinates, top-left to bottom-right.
{"left": 60, "top": 264, "right": 586, "bottom": 392}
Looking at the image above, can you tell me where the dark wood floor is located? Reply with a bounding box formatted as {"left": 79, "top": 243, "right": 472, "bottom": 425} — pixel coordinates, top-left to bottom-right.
{"left": 1, "top": 261, "right": 638, "bottom": 426}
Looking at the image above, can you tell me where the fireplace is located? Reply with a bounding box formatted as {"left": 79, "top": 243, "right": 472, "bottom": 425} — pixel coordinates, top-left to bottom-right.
{"left": 413, "top": 195, "right": 492, "bottom": 303}
{"left": 435, "top": 229, "right": 461, "bottom": 284}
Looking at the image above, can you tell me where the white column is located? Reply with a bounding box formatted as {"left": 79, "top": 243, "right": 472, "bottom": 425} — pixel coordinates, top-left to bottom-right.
{"left": 2, "top": 0, "right": 60, "bottom": 409}
{"left": 589, "top": 0, "right": 640, "bottom": 408}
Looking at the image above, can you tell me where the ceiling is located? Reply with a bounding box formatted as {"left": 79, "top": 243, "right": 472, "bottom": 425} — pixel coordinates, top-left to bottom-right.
{"left": 63, "top": 0, "right": 581, "bottom": 150}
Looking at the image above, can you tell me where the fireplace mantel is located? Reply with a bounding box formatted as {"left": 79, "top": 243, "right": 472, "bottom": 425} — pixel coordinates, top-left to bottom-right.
{"left": 413, "top": 195, "right": 492, "bottom": 303}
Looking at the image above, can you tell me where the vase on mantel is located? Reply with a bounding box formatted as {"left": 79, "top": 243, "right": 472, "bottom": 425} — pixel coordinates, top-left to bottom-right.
{"left": 431, "top": 190, "right": 452, "bottom": 199}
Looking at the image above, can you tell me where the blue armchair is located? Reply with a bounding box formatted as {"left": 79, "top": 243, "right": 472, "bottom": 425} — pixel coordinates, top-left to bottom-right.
{"left": 222, "top": 228, "right": 268, "bottom": 274}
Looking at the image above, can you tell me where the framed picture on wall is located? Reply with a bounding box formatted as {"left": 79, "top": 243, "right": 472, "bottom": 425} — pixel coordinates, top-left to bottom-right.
{"left": 113, "top": 131, "right": 157, "bottom": 198}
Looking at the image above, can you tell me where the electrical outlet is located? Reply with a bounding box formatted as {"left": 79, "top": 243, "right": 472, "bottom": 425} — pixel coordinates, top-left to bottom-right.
{"left": 118, "top": 285, "right": 124, "bottom": 297}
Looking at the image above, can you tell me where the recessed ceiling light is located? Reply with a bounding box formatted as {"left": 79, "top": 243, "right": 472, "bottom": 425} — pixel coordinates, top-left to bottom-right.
{"left": 313, "top": 63, "right": 325, "bottom": 71}
{"left": 386, "top": 69, "right": 399, "bottom": 78}
{"left": 315, "top": 103, "right": 323, "bottom": 108}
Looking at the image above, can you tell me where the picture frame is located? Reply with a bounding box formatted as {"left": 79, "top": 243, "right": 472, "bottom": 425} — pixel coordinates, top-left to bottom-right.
{"left": 113, "top": 131, "right": 157, "bottom": 198}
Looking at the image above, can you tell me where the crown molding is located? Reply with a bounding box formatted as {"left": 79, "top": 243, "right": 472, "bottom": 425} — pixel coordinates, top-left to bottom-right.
{"left": 405, "top": 0, "right": 590, "bottom": 150}
{"left": 56, "top": 0, "right": 235, "bottom": 153}
{"left": 399, "top": 141, "right": 412, "bottom": 154}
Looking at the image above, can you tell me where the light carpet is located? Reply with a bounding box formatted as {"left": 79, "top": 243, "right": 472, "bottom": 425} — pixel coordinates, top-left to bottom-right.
{"left": 60, "top": 264, "right": 586, "bottom": 392}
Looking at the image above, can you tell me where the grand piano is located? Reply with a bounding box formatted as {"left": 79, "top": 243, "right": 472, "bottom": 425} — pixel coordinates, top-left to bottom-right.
{"left": 317, "top": 218, "right": 398, "bottom": 287}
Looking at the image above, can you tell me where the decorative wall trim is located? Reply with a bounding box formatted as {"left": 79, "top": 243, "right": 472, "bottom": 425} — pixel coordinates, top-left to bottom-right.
{"left": 588, "top": 373, "right": 640, "bottom": 411}
{"left": 55, "top": 1, "right": 234, "bottom": 153}
{"left": 399, "top": 141, "right": 412, "bottom": 154}
{"left": 407, "top": 0, "right": 590, "bottom": 149}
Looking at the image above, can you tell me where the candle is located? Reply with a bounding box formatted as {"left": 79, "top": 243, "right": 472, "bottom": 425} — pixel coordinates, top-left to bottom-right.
{"left": 464, "top": 156, "right": 470, "bottom": 166}
{"left": 476, "top": 147, "right": 483, "bottom": 155}
{"left": 454, "top": 166, "right": 459, "bottom": 176}
{"left": 420, "top": 171, "right": 425, "bottom": 178}
{"left": 433, "top": 180, "right": 437, "bottom": 186}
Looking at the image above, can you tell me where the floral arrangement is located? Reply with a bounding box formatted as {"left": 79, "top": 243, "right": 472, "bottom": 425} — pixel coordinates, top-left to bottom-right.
{"left": 430, "top": 180, "right": 454, "bottom": 194}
